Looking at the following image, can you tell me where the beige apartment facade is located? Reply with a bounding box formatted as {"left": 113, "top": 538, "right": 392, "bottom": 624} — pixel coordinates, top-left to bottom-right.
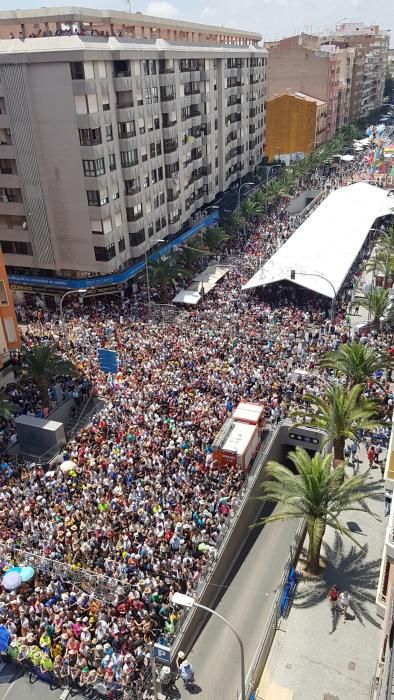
{"left": 322, "top": 23, "right": 390, "bottom": 118}
{"left": 0, "top": 33, "right": 266, "bottom": 278}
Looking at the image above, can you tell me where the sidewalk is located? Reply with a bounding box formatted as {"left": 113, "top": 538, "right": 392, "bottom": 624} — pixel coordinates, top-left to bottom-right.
{"left": 257, "top": 446, "right": 386, "bottom": 700}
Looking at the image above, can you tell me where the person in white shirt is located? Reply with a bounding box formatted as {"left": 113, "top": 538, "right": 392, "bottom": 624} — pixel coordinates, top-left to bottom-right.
{"left": 338, "top": 591, "right": 350, "bottom": 622}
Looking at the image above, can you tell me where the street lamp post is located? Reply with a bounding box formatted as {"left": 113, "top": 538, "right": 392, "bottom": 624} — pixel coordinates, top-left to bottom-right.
{"left": 60, "top": 289, "right": 87, "bottom": 351}
{"left": 172, "top": 592, "right": 246, "bottom": 700}
{"left": 290, "top": 269, "right": 336, "bottom": 325}
{"left": 265, "top": 164, "right": 282, "bottom": 213}
{"left": 237, "top": 182, "right": 254, "bottom": 213}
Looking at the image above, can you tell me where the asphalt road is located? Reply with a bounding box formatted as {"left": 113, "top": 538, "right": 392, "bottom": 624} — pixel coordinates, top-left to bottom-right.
{"left": 186, "top": 512, "right": 299, "bottom": 700}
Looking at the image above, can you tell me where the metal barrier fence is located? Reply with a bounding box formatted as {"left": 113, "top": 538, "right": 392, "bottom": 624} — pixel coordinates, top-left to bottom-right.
{"left": 0, "top": 545, "right": 131, "bottom": 605}
{"left": 170, "top": 424, "right": 285, "bottom": 650}
{"left": 10, "top": 650, "right": 153, "bottom": 700}
{"left": 245, "top": 519, "right": 306, "bottom": 698}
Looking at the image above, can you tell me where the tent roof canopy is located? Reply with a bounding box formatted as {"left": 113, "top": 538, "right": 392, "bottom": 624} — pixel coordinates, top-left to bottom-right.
{"left": 242, "top": 183, "right": 392, "bottom": 299}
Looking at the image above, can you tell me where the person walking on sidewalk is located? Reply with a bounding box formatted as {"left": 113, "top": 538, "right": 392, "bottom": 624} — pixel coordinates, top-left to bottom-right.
{"left": 328, "top": 585, "right": 339, "bottom": 610}
{"left": 367, "top": 445, "right": 375, "bottom": 469}
{"left": 338, "top": 591, "right": 350, "bottom": 622}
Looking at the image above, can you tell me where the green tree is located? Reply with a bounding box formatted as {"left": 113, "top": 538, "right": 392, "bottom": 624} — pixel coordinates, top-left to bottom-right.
{"left": 256, "top": 447, "right": 376, "bottom": 574}
{"left": 148, "top": 258, "right": 188, "bottom": 291}
{"left": 365, "top": 248, "right": 394, "bottom": 286}
{"left": 291, "top": 383, "right": 380, "bottom": 462}
{"left": 23, "top": 344, "right": 76, "bottom": 405}
{"left": 202, "top": 226, "right": 228, "bottom": 252}
{"left": 224, "top": 211, "right": 245, "bottom": 238}
{"left": 356, "top": 286, "right": 391, "bottom": 328}
{"left": 0, "top": 390, "right": 18, "bottom": 420}
{"left": 174, "top": 245, "right": 205, "bottom": 270}
{"left": 318, "top": 342, "right": 393, "bottom": 387}
{"left": 241, "top": 199, "right": 260, "bottom": 221}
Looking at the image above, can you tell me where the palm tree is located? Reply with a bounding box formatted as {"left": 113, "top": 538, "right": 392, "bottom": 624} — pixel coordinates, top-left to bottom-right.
{"left": 174, "top": 245, "right": 205, "bottom": 270}
{"left": 356, "top": 286, "right": 391, "bottom": 328}
{"left": 318, "top": 342, "right": 393, "bottom": 387}
{"left": 224, "top": 211, "right": 245, "bottom": 238}
{"left": 23, "top": 344, "right": 76, "bottom": 405}
{"left": 256, "top": 447, "right": 376, "bottom": 574}
{"left": 291, "top": 383, "right": 380, "bottom": 462}
{"left": 241, "top": 199, "right": 259, "bottom": 222}
{"left": 0, "top": 390, "right": 18, "bottom": 420}
{"left": 250, "top": 190, "right": 266, "bottom": 211}
{"left": 148, "top": 258, "right": 188, "bottom": 291}
{"left": 365, "top": 248, "right": 394, "bottom": 286}
{"left": 202, "top": 226, "right": 228, "bottom": 252}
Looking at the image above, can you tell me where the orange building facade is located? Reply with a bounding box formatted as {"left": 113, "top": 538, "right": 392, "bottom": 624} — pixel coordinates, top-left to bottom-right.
{"left": 265, "top": 92, "right": 327, "bottom": 163}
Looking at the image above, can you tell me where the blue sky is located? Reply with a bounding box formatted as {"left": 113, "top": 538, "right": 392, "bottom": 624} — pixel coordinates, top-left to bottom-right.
{"left": 0, "top": 0, "right": 392, "bottom": 44}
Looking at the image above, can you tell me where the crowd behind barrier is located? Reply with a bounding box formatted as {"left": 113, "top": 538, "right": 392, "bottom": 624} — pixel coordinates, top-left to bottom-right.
{"left": 0, "top": 153, "right": 391, "bottom": 697}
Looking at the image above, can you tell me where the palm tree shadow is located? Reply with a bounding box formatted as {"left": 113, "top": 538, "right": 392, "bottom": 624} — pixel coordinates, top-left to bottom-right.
{"left": 293, "top": 532, "right": 381, "bottom": 628}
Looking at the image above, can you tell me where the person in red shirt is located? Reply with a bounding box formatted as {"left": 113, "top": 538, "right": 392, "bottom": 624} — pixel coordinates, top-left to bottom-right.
{"left": 367, "top": 446, "right": 375, "bottom": 468}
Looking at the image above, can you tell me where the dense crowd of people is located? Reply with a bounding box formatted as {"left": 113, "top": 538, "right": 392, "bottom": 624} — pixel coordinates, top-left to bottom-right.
{"left": 0, "top": 151, "right": 392, "bottom": 698}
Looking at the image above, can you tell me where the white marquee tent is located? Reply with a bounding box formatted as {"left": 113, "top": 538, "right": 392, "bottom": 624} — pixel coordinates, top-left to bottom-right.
{"left": 242, "top": 183, "right": 392, "bottom": 298}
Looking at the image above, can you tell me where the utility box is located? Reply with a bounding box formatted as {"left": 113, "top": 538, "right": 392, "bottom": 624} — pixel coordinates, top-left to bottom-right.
{"left": 15, "top": 415, "right": 66, "bottom": 457}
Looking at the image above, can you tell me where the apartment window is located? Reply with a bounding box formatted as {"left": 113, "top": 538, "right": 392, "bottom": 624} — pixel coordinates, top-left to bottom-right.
{"left": 78, "top": 128, "right": 102, "bottom": 146}
{"left": 74, "top": 94, "right": 98, "bottom": 114}
{"left": 115, "top": 211, "right": 122, "bottom": 228}
{"left": 15, "top": 242, "right": 32, "bottom": 255}
{"left": 86, "top": 190, "right": 109, "bottom": 206}
{"left": 94, "top": 246, "right": 106, "bottom": 261}
{"left": 103, "top": 102, "right": 110, "bottom": 111}
{"left": 153, "top": 193, "right": 159, "bottom": 209}
{"left": 145, "top": 86, "right": 158, "bottom": 104}
{"left": 113, "top": 60, "right": 131, "bottom": 78}
{"left": 127, "top": 203, "right": 143, "bottom": 221}
{"left": 105, "top": 124, "right": 113, "bottom": 142}
{"left": 155, "top": 218, "right": 161, "bottom": 232}
{"left": 87, "top": 190, "right": 99, "bottom": 206}
{"left": 143, "top": 59, "right": 157, "bottom": 75}
{"left": 118, "top": 121, "right": 136, "bottom": 138}
{"left": 0, "top": 160, "right": 13, "bottom": 175}
{"left": 121, "top": 150, "right": 138, "bottom": 168}
{"left": 91, "top": 220, "right": 103, "bottom": 234}
{"left": 109, "top": 154, "right": 116, "bottom": 171}
{"left": 154, "top": 116, "right": 160, "bottom": 130}
{"left": 141, "top": 147, "right": 148, "bottom": 163}
{"left": 125, "top": 177, "right": 140, "bottom": 195}
{"left": 0, "top": 281, "right": 7, "bottom": 306}
{"left": 82, "top": 158, "right": 105, "bottom": 177}
{"left": 118, "top": 237, "right": 126, "bottom": 252}
{"left": 161, "top": 216, "right": 166, "bottom": 229}
{"left": 129, "top": 229, "right": 145, "bottom": 246}
{"left": 1, "top": 241, "right": 13, "bottom": 254}
{"left": 143, "top": 176, "right": 149, "bottom": 189}
{"left": 112, "top": 189, "right": 120, "bottom": 200}
{"left": 147, "top": 224, "right": 154, "bottom": 237}
{"left": 70, "top": 61, "right": 84, "bottom": 80}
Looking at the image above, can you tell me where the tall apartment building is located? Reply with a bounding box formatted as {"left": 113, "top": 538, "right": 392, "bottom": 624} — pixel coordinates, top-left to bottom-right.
{"left": 321, "top": 23, "right": 390, "bottom": 117}
{"left": 265, "top": 34, "right": 341, "bottom": 142}
{"left": 388, "top": 49, "right": 394, "bottom": 79}
{"left": 0, "top": 13, "right": 266, "bottom": 279}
